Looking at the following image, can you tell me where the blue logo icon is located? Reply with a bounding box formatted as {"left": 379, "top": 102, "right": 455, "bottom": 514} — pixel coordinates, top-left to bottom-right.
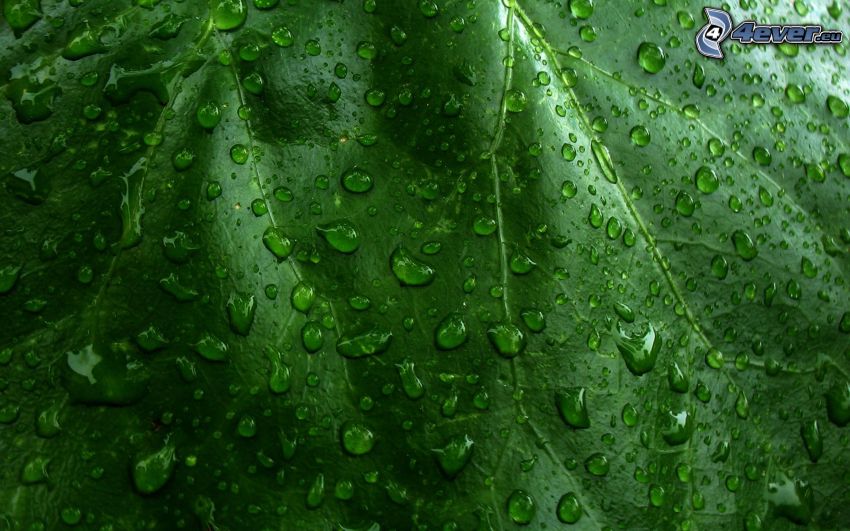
{"left": 695, "top": 8, "right": 733, "bottom": 59}
{"left": 695, "top": 7, "right": 843, "bottom": 60}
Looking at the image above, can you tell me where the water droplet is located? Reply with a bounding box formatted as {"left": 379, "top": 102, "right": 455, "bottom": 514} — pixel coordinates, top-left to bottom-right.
{"left": 591, "top": 140, "right": 617, "bottom": 183}
{"left": 615, "top": 322, "right": 660, "bottom": 375}
{"left": 341, "top": 167, "right": 373, "bottom": 193}
{"left": 637, "top": 42, "right": 665, "bottom": 74}
{"left": 473, "top": 216, "right": 497, "bottom": 236}
{"left": 336, "top": 326, "right": 392, "bottom": 358}
{"left": 520, "top": 308, "right": 545, "bottom": 332}
{"left": 509, "top": 249, "right": 536, "bottom": 275}
{"left": 18, "top": 454, "right": 52, "bottom": 487}
{"left": 506, "top": 490, "right": 536, "bottom": 525}
{"left": 613, "top": 302, "right": 635, "bottom": 323}
{"left": 262, "top": 226, "right": 294, "bottom": 260}
{"left": 193, "top": 334, "right": 228, "bottom": 362}
{"left": 825, "top": 380, "right": 850, "bottom": 426}
{"left": 561, "top": 143, "right": 577, "bottom": 161}
{"left": 267, "top": 350, "right": 291, "bottom": 394}
{"left": 487, "top": 322, "right": 526, "bottom": 358}
{"left": 0, "top": 264, "right": 22, "bottom": 294}
{"left": 226, "top": 292, "right": 256, "bottom": 335}
{"left": 584, "top": 452, "right": 609, "bottom": 476}
{"left": 306, "top": 473, "right": 325, "bottom": 509}
{"left": 196, "top": 101, "right": 221, "bottom": 129}
{"left": 212, "top": 0, "right": 247, "bottom": 30}
{"left": 753, "top": 146, "right": 772, "bottom": 166}
{"left": 4, "top": 0, "right": 42, "bottom": 33}
{"left": 694, "top": 166, "right": 718, "bottom": 194}
{"left": 390, "top": 246, "right": 435, "bottom": 286}
{"left": 675, "top": 191, "right": 695, "bottom": 216}
{"left": 230, "top": 144, "right": 249, "bottom": 164}
{"left": 434, "top": 434, "right": 473, "bottom": 478}
{"left": 316, "top": 219, "right": 360, "bottom": 253}
{"left": 731, "top": 230, "right": 758, "bottom": 261}
{"left": 667, "top": 361, "right": 689, "bottom": 393}
{"left": 301, "top": 321, "right": 324, "bottom": 353}
{"left": 505, "top": 89, "right": 527, "bottom": 113}
{"left": 800, "top": 420, "right": 822, "bottom": 462}
{"left": 36, "top": 402, "right": 62, "bottom": 438}
{"left": 629, "top": 125, "right": 650, "bottom": 146}
{"left": 419, "top": 0, "right": 438, "bottom": 17}
{"left": 341, "top": 421, "right": 375, "bottom": 455}
{"left": 569, "top": 0, "right": 593, "bottom": 19}
{"left": 435, "top": 313, "right": 467, "bottom": 350}
{"left": 556, "top": 387, "right": 590, "bottom": 429}
{"left": 661, "top": 409, "right": 693, "bottom": 445}
{"left": 556, "top": 492, "right": 582, "bottom": 524}
{"left": 271, "top": 26, "right": 294, "bottom": 47}
{"left": 827, "top": 95, "right": 849, "bottom": 118}
{"left": 397, "top": 358, "right": 424, "bottom": 399}
{"left": 132, "top": 438, "right": 176, "bottom": 494}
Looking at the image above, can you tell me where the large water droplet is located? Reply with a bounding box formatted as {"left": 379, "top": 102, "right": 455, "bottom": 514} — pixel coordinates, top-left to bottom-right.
{"left": 316, "top": 219, "right": 360, "bottom": 253}
{"left": 555, "top": 387, "right": 590, "bottom": 429}
{"left": 487, "top": 322, "right": 526, "bottom": 358}
{"left": 506, "top": 490, "right": 536, "bottom": 525}
{"left": 132, "top": 438, "right": 176, "bottom": 494}
{"left": 615, "top": 322, "right": 660, "bottom": 375}
{"left": 434, "top": 434, "right": 474, "bottom": 478}
{"left": 212, "top": 0, "right": 247, "bottom": 30}
{"left": 637, "top": 42, "right": 665, "bottom": 74}
{"left": 556, "top": 492, "right": 582, "bottom": 524}
{"left": 732, "top": 230, "right": 758, "bottom": 261}
{"left": 435, "top": 313, "right": 467, "bottom": 350}
{"left": 825, "top": 380, "right": 850, "bottom": 426}
{"left": 193, "top": 333, "right": 228, "bottom": 362}
{"left": 661, "top": 408, "right": 693, "bottom": 445}
{"left": 390, "top": 246, "right": 435, "bottom": 286}
{"left": 226, "top": 292, "right": 256, "bottom": 335}
{"left": 340, "top": 421, "right": 375, "bottom": 455}
{"left": 336, "top": 326, "right": 392, "bottom": 358}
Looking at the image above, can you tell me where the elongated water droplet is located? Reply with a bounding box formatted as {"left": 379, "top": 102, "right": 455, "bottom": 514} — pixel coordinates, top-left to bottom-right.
{"left": 661, "top": 409, "right": 693, "bottom": 445}
{"left": 390, "top": 246, "right": 435, "bottom": 286}
{"left": 556, "top": 387, "right": 590, "bottom": 429}
{"left": 262, "top": 226, "right": 294, "bottom": 260}
{"left": 306, "top": 473, "right": 325, "bottom": 509}
{"left": 732, "top": 230, "right": 758, "bottom": 261}
{"left": 226, "top": 292, "right": 256, "bottom": 335}
{"left": 434, "top": 434, "right": 474, "bottom": 478}
{"left": 591, "top": 140, "right": 617, "bottom": 183}
{"left": 615, "top": 322, "right": 660, "bottom": 375}
{"left": 193, "top": 334, "right": 228, "bottom": 362}
{"left": 800, "top": 420, "right": 822, "bottom": 462}
{"left": 132, "top": 438, "right": 176, "bottom": 494}
{"left": 825, "top": 380, "right": 850, "bottom": 426}
{"left": 336, "top": 326, "right": 392, "bottom": 358}
{"left": 317, "top": 219, "right": 360, "bottom": 253}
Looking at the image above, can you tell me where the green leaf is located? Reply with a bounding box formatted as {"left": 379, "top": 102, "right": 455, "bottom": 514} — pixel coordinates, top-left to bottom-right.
{"left": 1, "top": 0, "right": 849, "bottom": 528}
